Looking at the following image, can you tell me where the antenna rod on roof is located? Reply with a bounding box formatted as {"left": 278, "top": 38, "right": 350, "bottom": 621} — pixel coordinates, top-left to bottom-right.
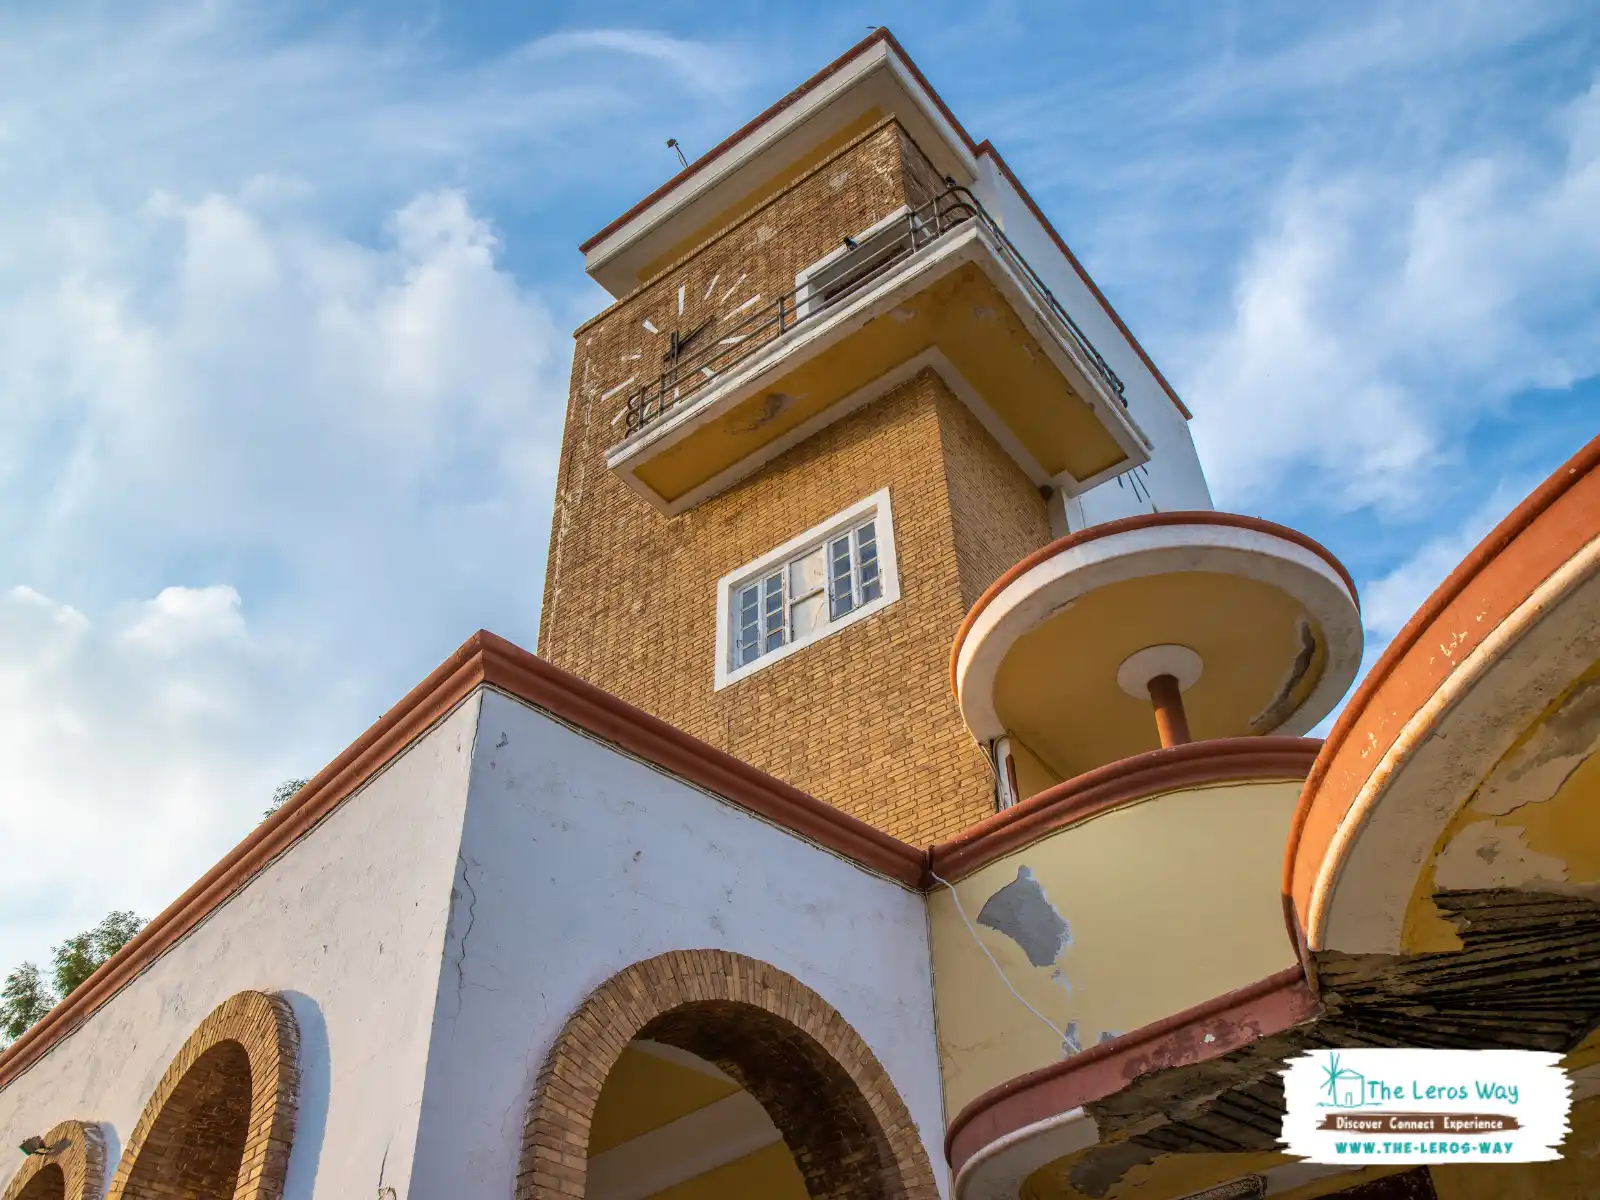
{"left": 666, "top": 138, "right": 688, "bottom": 169}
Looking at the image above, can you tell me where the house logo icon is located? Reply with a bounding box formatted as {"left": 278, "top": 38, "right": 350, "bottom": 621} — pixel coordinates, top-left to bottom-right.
{"left": 1319, "top": 1052, "right": 1370, "bottom": 1109}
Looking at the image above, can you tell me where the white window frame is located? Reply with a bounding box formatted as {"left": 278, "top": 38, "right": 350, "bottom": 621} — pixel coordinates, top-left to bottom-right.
{"left": 713, "top": 489, "right": 901, "bottom": 690}
{"left": 793, "top": 207, "right": 925, "bottom": 320}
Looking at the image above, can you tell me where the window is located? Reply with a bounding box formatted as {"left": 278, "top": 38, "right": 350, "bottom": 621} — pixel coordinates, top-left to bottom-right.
{"left": 716, "top": 490, "right": 900, "bottom": 689}
{"left": 794, "top": 208, "right": 926, "bottom": 319}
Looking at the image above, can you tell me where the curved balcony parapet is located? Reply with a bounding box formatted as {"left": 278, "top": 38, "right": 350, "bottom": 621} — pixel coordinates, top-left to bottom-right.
{"left": 1287, "top": 432, "right": 1600, "bottom": 959}
{"left": 926, "top": 738, "right": 1321, "bottom": 1153}
{"left": 950, "top": 512, "right": 1362, "bottom": 786}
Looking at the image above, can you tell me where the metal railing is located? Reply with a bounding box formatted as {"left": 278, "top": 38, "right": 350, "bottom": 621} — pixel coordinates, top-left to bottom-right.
{"left": 619, "top": 185, "right": 1126, "bottom": 437}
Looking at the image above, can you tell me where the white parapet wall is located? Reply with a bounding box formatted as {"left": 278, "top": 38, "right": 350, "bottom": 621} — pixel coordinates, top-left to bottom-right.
{"left": 0, "top": 695, "right": 483, "bottom": 1200}
{"left": 407, "top": 687, "right": 949, "bottom": 1197}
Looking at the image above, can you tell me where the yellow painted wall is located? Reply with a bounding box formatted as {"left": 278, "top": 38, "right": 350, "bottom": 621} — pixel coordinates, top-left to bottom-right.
{"left": 644, "top": 1141, "right": 809, "bottom": 1200}
{"left": 1429, "top": 1093, "right": 1600, "bottom": 1199}
{"left": 590, "top": 1046, "right": 740, "bottom": 1153}
{"left": 1010, "top": 736, "right": 1061, "bottom": 801}
{"left": 929, "top": 779, "right": 1302, "bottom": 1117}
{"left": 1404, "top": 660, "right": 1600, "bottom": 954}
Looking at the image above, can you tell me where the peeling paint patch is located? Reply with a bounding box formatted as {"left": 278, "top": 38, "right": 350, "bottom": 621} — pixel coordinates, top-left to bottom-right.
{"left": 1249, "top": 619, "right": 1318, "bottom": 732}
{"left": 1472, "top": 675, "right": 1600, "bottom": 816}
{"left": 1435, "top": 821, "right": 1568, "bottom": 891}
{"left": 977, "top": 865, "right": 1072, "bottom": 967}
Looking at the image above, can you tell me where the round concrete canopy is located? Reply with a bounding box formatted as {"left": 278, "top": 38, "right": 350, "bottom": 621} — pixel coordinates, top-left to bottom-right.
{"left": 952, "top": 513, "right": 1362, "bottom": 782}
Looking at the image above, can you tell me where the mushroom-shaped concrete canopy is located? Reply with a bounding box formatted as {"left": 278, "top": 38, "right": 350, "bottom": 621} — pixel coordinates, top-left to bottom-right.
{"left": 951, "top": 513, "right": 1362, "bottom": 783}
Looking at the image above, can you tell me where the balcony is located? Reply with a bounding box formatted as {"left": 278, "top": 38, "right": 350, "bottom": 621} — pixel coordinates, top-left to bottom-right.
{"left": 928, "top": 738, "right": 1323, "bottom": 1199}
{"left": 951, "top": 513, "right": 1364, "bottom": 788}
{"left": 605, "top": 187, "right": 1151, "bottom": 516}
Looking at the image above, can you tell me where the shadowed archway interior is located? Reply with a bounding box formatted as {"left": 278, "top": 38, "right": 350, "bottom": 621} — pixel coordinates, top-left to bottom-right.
{"left": 119, "top": 1041, "right": 253, "bottom": 1199}
{"left": 9, "top": 1166, "right": 64, "bottom": 1200}
{"left": 518, "top": 949, "right": 938, "bottom": 1200}
{"left": 637, "top": 999, "right": 900, "bottom": 1198}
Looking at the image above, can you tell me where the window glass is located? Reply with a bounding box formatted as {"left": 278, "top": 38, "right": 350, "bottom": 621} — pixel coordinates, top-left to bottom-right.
{"left": 856, "top": 521, "right": 881, "bottom": 604}
{"left": 762, "top": 572, "right": 785, "bottom": 653}
{"left": 734, "top": 583, "right": 762, "bottom": 667}
{"left": 828, "top": 534, "right": 855, "bottom": 620}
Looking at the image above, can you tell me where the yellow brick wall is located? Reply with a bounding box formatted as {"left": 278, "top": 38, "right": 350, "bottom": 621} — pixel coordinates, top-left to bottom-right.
{"left": 539, "top": 120, "right": 1051, "bottom": 847}
{"left": 936, "top": 393, "right": 1054, "bottom": 608}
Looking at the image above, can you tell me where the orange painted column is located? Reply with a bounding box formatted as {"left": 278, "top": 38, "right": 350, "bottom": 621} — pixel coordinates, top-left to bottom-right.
{"left": 1147, "top": 673, "right": 1192, "bottom": 747}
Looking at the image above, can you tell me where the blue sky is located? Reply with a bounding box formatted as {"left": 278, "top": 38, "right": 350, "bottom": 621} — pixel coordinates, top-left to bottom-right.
{"left": 0, "top": 0, "right": 1596, "bottom": 981}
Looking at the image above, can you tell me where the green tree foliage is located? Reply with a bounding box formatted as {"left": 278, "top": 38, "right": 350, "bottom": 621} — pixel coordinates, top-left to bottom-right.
{"left": 1, "top": 910, "right": 146, "bottom": 1046}
{"left": 263, "top": 777, "right": 310, "bottom": 820}
{"left": 51, "top": 909, "right": 144, "bottom": 998}
{"left": 1, "top": 963, "right": 55, "bottom": 1043}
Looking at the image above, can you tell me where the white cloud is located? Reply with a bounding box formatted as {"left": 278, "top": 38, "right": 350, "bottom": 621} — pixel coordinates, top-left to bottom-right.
{"left": 1187, "top": 77, "right": 1600, "bottom": 512}
{"left": 117, "top": 585, "right": 247, "bottom": 656}
{"left": 0, "top": 2, "right": 747, "bottom": 983}
{"left": 1361, "top": 475, "right": 1537, "bottom": 640}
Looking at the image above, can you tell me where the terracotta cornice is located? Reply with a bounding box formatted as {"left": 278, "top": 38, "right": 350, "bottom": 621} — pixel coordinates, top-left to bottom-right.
{"left": 927, "top": 737, "right": 1320, "bottom": 884}
{"left": 949, "top": 512, "right": 1359, "bottom": 697}
{"left": 973, "top": 141, "right": 1191, "bottom": 420}
{"left": 0, "top": 632, "right": 926, "bottom": 1091}
{"left": 944, "top": 965, "right": 1318, "bottom": 1178}
{"left": 1281, "top": 430, "right": 1600, "bottom": 943}
{"left": 578, "top": 28, "right": 979, "bottom": 256}
{"left": 470, "top": 632, "right": 926, "bottom": 887}
{"left": 575, "top": 29, "right": 1191, "bottom": 426}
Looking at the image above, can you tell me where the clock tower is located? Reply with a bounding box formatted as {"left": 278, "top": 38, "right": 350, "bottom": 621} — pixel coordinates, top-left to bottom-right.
{"left": 537, "top": 30, "right": 1213, "bottom": 845}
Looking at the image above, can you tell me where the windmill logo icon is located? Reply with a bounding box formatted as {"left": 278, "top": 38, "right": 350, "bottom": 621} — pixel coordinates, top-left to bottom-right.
{"left": 1320, "top": 1052, "right": 1370, "bottom": 1109}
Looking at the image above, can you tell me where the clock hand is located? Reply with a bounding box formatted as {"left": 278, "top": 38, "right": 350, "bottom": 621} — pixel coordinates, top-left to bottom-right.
{"left": 664, "top": 315, "right": 715, "bottom": 363}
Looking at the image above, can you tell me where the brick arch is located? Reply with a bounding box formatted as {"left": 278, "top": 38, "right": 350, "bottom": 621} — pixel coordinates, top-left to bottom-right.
{"left": 1, "top": 1121, "right": 106, "bottom": 1200}
{"left": 518, "top": 949, "right": 938, "bottom": 1200}
{"left": 106, "top": 990, "right": 299, "bottom": 1200}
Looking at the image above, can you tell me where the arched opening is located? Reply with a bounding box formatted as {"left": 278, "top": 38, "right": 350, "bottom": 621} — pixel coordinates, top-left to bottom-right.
{"left": 106, "top": 990, "right": 298, "bottom": 1200}
{"left": 0, "top": 1120, "right": 105, "bottom": 1200}
{"left": 519, "top": 950, "right": 937, "bottom": 1200}
{"left": 119, "top": 1041, "right": 253, "bottom": 1198}
{"left": 10, "top": 1165, "right": 64, "bottom": 1200}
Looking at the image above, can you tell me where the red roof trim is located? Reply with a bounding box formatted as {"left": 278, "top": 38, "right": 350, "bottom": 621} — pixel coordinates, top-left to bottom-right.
{"left": 0, "top": 631, "right": 928, "bottom": 1091}
{"left": 578, "top": 28, "right": 973, "bottom": 254}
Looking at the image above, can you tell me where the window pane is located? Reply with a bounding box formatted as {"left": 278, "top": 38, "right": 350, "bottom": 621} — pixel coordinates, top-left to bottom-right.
{"left": 790, "top": 546, "right": 826, "bottom": 597}
{"left": 856, "top": 521, "right": 881, "bottom": 604}
{"left": 828, "top": 534, "right": 855, "bottom": 620}
{"left": 735, "top": 584, "right": 762, "bottom": 667}
{"left": 762, "top": 572, "right": 785, "bottom": 652}
{"left": 791, "top": 591, "right": 826, "bottom": 640}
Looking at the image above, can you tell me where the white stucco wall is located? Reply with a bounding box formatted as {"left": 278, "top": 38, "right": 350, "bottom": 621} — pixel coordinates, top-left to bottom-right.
{"left": 971, "top": 157, "right": 1214, "bottom": 522}
{"left": 407, "top": 688, "right": 949, "bottom": 1198}
{"left": 0, "top": 695, "right": 481, "bottom": 1200}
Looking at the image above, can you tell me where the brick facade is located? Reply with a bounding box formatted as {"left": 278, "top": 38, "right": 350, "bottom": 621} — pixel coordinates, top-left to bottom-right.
{"left": 0, "top": 1120, "right": 105, "bottom": 1200}
{"left": 517, "top": 949, "right": 938, "bottom": 1200}
{"left": 105, "top": 991, "right": 299, "bottom": 1200}
{"left": 539, "top": 116, "right": 1052, "bottom": 845}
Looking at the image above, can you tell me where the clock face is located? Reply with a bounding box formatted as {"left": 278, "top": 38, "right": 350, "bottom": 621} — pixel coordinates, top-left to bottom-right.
{"left": 605, "top": 271, "right": 766, "bottom": 429}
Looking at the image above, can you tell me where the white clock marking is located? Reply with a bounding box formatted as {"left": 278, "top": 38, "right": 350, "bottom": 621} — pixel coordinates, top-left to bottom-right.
{"left": 621, "top": 353, "right": 641, "bottom": 362}
{"left": 703, "top": 273, "right": 720, "bottom": 301}
{"left": 731, "top": 293, "right": 762, "bottom": 315}
{"left": 720, "top": 274, "right": 747, "bottom": 305}
{"left": 642, "top": 318, "right": 659, "bottom": 334}
{"left": 677, "top": 285, "right": 685, "bottom": 315}
{"left": 599, "top": 374, "right": 638, "bottom": 402}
